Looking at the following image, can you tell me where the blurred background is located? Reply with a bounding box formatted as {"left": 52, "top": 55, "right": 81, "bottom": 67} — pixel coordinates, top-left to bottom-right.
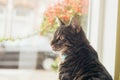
{"left": 0, "top": 0, "right": 64, "bottom": 80}
{"left": 0, "top": 0, "right": 119, "bottom": 80}
{"left": 0, "top": 0, "right": 89, "bottom": 80}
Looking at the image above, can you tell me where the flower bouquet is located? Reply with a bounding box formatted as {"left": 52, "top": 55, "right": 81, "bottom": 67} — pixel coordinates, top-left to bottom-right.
{"left": 40, "top": 0, "right": 89, "bottom": 36}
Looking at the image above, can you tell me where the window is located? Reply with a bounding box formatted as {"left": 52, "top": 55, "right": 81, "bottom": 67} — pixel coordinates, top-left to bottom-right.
{"left": 1, "top": 0, "right": 118, "bottom": 80}
{"left": 0, "top": 0, "right": 87, "bottom": 73}
{"left": 0, "top": 2, "right": 7, "bottom": 38}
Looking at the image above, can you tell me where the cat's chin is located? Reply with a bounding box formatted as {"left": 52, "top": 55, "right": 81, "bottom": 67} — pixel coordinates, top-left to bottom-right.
{"left": 54, "top": 50, "right": 62, "bottom": 54}
{"left": 59, "top": 49, "right": 68, "bottom": 54}
{"left": 52, "top": 49, "right": 66, "bottom": 54}
{"left": 52, "top": 47, "right": 68, "bottom": 54}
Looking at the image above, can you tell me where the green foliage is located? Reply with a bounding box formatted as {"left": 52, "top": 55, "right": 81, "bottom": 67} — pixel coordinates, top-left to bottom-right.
{"left": 0, "top": 30, "right": 40, "bottom": 43}
{"left": 51, "top": 59, "right": 59, "bottom": 71}
{"left": 40, "top": 16, "right": 58, "bottom": 36}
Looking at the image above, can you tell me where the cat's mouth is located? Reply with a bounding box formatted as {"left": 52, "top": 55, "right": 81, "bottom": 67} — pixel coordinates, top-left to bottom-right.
{"left": 52, "top": 47, "right": 62, "bottom": 51}
{"left": 51, "top": 45, "right": 63, "bottom": 51}
{"left": 51, "top": 45, "right": 68, "bottom": 53}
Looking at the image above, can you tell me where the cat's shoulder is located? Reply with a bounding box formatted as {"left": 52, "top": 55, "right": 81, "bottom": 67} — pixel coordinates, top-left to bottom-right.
{"left": 78, "top": 45, "right": 98, "bottom": 59}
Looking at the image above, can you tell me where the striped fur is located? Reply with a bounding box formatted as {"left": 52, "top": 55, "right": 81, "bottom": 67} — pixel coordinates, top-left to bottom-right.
{"left": 51, "top": 15, "right": 113, "bottom": 80}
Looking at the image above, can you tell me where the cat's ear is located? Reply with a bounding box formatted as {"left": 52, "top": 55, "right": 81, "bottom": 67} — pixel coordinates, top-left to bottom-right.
{"left": 56, "top": 17, "right": 65, "bottom": 26}
{"left": 69, "top": 15, "right": 81, "bottom": 32}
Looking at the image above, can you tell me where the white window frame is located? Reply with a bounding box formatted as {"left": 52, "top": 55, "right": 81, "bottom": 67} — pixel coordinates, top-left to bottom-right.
{"left": 88, "top": 0, "right": 118, "bottom": 78}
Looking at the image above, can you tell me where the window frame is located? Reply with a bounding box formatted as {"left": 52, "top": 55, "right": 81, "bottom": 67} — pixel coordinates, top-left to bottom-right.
{"left": 88, "top": 0, "right": 118, "bottom": 78}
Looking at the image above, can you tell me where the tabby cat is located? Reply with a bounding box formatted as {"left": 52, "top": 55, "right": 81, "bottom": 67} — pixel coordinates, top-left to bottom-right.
{"left": 51, "top": 15, "right": 113, "bottom": 80}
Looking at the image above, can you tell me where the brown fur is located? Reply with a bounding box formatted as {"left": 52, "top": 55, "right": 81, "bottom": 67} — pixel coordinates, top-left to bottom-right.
{"left": 51, "top": 15, "right": 113, "bottom": 80}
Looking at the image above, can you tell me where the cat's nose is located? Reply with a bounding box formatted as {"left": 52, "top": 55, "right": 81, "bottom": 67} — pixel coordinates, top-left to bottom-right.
{"left": 51, "top": 44, "right": 54, "bottom": 48}
{"left": 51, "top": 41, "right": 54, "bottom": 46}
{"left": 51, "top": 45, "right": 56, "bottom": 50}
{"left": 51, "top": 41, "right": 55, "bottom": 48}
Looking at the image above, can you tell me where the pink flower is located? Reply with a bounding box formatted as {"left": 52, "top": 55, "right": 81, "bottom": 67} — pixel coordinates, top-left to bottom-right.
{"left": 41, "top": 0, "right": 89, "bottom": 35}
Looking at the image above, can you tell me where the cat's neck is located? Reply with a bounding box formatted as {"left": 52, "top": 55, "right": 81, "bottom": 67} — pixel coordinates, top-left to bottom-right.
{"left": 64, "top": 43, "right": 88, "bottom": 53}
{"left": 58, "top": 43, "right": 88, "bottom": 62}
{"left": 60, "top": 44, "right": 87, "bottom": 62}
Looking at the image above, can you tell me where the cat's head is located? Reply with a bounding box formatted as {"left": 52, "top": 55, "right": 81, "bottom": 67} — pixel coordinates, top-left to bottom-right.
{"left": 51, "top": 15, "right": 89, "bottom": 53}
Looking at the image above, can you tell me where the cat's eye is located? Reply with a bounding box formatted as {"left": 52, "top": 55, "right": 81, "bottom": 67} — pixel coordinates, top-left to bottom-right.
{"left": 60, "top": 36, "right": 65, "bottom": 40}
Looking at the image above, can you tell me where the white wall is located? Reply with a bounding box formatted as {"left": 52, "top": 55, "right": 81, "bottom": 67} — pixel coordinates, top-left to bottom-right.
{"left": 89, "top": 0, "right": 118, "bottom": 78}
{"left": 102, "top": 0, "right": 118, "bottom": 78}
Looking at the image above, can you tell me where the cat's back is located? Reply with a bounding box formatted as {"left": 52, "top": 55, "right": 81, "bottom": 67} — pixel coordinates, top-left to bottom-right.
{"left": 74, "top": 44, "right": 113, "bottom": 80}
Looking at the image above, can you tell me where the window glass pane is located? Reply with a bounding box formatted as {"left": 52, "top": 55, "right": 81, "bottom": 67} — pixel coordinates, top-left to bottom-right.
{"left": 0, "top": 0, "right": 89, "bottom": 80}
{"left": 0, "top": 1, "right": 7, "bottom": 38}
